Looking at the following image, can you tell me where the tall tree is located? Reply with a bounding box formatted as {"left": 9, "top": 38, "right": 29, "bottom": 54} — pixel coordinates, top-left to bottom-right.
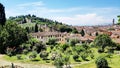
{"left": 0, "top": 3, "right": 6, "bottom": 26}
{"left": 35, "top": 23, "right": 38, "bottom": 32}
{"left": 95, "top": 32, "right": 99, "bottom": 36}
{"left": 80, "top": 29, "right": 85, "bottom": 37}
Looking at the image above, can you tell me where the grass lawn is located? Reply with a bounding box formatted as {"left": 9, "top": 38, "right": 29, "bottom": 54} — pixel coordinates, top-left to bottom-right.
{"left": 3, "top": 47, "right": 120, "bottom": 68}
{"left": 3, "top": 54, "right": 53, "bottom": 65}
{"left": 74, "top": 54, "right": 120, "bottom": 68}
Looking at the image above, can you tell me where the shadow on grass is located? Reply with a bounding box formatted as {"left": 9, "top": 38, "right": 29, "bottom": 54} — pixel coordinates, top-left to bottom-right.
{"left": 31, "top": 59, "right": 40, "bottom": 62}
{"left": 75, "top": 59, "right": 81, "bottom": 62}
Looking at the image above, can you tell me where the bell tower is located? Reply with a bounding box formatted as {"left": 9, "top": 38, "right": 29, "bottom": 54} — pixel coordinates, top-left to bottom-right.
{"left": 112, "top": 19, "right": 115, "bottom": 25}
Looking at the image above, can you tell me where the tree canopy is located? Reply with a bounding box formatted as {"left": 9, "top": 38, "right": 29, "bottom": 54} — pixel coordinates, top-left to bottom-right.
{"left": 80, "top": 29, "right": 85, "bottom": 37}
{"left": 117, "top": 15, "right": 120, "bottom": 25}
{"left": 0, "top": 21, "right": 28, "bottom": 53}
{"left": 94, "top": 34, "right": 113, "bottom": 52}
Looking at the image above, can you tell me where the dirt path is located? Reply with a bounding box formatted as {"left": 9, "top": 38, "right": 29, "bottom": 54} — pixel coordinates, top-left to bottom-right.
{"left": 0, "top": 55, "right": 55, "bottom": 68}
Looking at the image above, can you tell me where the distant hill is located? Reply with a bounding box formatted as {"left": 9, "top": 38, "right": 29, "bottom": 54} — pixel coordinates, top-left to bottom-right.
{"left": 7, "top": 14, "right": 78, "bottom": 33}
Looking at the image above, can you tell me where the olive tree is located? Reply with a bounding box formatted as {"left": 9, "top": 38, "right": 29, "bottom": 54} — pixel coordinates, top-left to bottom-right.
{"left": 95, "top": 56, "right": 109, "bottom": 68}
{"left": 94, "top": 34, "right": 113, "bottom": 52}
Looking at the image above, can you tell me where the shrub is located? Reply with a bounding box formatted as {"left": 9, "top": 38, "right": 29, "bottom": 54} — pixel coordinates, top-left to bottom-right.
{"left": 54, "top": 57, "right": 64, "bottom": 68}
{"left": 6, "top": 47, "right": 16, "bottom": 57}
{"left": 40, "top": 51, "right": 48, "bottom": 60}
{"left": 90, "top": 53, "right": 94, "bottom": 59}
{"left": 61, "top": 44, "right": 69, "bottom": 51}
{"left": 81, "top": 52, "right": 88, "bottom": 61}
{"left": 22, "top": 49, "right": 28, "bottom": 54}
{"left": 16, "top": 55, "right": 22, "bottom": 60}
{"left": 73, "top": 54, "right": 79, "bottom": 61}
{"left": 29, "top": 51, "right": 37, "bottom": 60}
{"left": 98, "top": 48, "right": 104, "bottom": 53}
{"left": 95, "top": 56, "right": 109, "bottom": 68}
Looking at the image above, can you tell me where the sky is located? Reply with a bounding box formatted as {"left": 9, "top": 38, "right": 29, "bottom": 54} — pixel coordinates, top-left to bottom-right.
{"left": 0, "top": 0, "right": 120, "bottom": 26}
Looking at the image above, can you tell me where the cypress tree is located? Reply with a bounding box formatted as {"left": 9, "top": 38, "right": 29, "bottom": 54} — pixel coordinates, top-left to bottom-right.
{"left": 0, "top": 3, "right": 6, "bottom": 26}
{"left": 80, "top": 29, "right": 85, "bottom": 37}
{"left": 35, "top": 23, "right": 38, "bottom": 32}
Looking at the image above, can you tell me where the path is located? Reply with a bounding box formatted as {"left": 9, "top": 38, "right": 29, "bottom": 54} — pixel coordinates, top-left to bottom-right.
{"left": 0, "top": 55, "right": 55, "bottom": 68}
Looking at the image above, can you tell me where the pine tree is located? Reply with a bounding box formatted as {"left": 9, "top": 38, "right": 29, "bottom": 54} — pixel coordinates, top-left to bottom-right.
{"left": 0, "top": 3, "right": 6, "bottom": 26}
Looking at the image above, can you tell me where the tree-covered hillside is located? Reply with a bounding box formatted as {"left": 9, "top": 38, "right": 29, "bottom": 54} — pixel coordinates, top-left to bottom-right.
{"left": 8, "top": 14, "right": 78, "bottom": 33}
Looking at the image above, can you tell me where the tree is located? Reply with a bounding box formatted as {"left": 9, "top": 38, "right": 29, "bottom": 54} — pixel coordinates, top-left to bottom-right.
{"left": 117, "top": 15, "right": 120, "bottom": 25}
{"left": 95, "top": 56, "right": 109, "bottom": 68}
{"left": 40, "top": 51, "right": 48, "bottom": 60}
{"left": 46, "top": 38, "right": 57, "bottom": 45}
{"left": 69, "top": 39, "right": 79, "bottom": 46}
{"left": 94, "top": 34, "right": 113, "bottom": 52}
{"left": 72, "top": 28, "right": 78, "bottom": 33}
{"left": 80, "top": 29, "right": 85, "bottom": 37}
{"left": 54, "top": 57, "right": 64, "bottom": 68}
{"left": 35, "top": 23, "right": 38, "bottom": 32}
{"left": 95, "top": 32, "right": 99, "bottom": 36}
{"left": 32, "top": 41, "right": 46, "bottom": 53}
{"left": 25, "top": 27, "right": 30, "bottom": 33}
{"left": 63, "top": 55, "right": 70, "bottom": 68}
{"left": 0, "top": 21, "right": 28, "bottom": 54}
{"left": 0, "top": 3, "right": 6, "bottom": 26}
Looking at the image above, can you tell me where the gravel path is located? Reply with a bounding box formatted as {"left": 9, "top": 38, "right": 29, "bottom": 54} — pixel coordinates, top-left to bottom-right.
{"left": 0, "top": 55, "right": 55, "bottom": 68}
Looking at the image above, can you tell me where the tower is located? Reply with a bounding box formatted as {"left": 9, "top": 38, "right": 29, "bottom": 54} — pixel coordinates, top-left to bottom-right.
{"left": 112, "top": 19, "right": 115, "bottom": 25}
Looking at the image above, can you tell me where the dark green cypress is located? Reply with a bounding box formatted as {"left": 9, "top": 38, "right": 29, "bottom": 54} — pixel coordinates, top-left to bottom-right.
{"left": 35, "top": 23, "right": 38, "bottom": 32}
{"left": 0, "top": 3, "right": 6, "bottom": 26}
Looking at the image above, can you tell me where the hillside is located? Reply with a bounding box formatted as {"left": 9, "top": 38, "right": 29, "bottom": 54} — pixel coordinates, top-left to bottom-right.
{"left": 8, "top": 14, "right": 78, "bottom": 33}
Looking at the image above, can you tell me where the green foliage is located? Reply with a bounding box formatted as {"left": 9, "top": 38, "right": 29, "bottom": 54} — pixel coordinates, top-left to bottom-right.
{"left": 0, "top": 3, "right": 6, "bottom": 26}
{"left": 40, "top": 51, "right": 48, "bottom": 60}
{"left": 32, "top": 42, "right": 46, "bottom": 53}
{"left": 72, "top": 28, "right": 78, "bottom": 33}
{"left": 61, "top": 43, "right": 69, "bottom": 51}
{"left": 35, "top": 23, "right": 38, "bottom": 32}
{"left": 80, "top": 52, "right": 88, "bottom": 61}
{"left": 69, "top": 39, "right": 79, "bottom": 46}
{"left": 80, "top": 29, "right": 85, "bottom": 37}
{"left": 73, "top": 54, "right": 79, "bottom": 61}
{"left": 29, "top": 51, "right": 37, "bottom": 60}
{"left": 57, "top": 25, "right": 73, "bottom": 33}
{"left": 117, "top": 15, "right": 120, "bottom": 25}
{"left": 74, "top": 45, "right": 85, "bottom": 54}
{"left": 95, "top": 56, "right": 109, "bottom": 68}
{"left": 22, "top": 49, "right": 29, "bottom": 54}
{"left": 0, "top": 21, "right": 28, "bottom": 54}
{"left": 94, "top": 34, "right": 113, "bottom": 52}
{"left": 16, "top": 55, "right": 22, "bottom": 60}
{"left": 54, "top": 57, "right": 64, "bottom": 68}
{"left": 46, "top": 38, "right": 57, "bottom": 45}
{"left": 63, "top": 55, "right": 70, "bottom": 68}
{"left": 6, "top": 47, "right": 16, "bottom": 57}
{"left": 95, "top": 32, "right": 99, "bottom": 36}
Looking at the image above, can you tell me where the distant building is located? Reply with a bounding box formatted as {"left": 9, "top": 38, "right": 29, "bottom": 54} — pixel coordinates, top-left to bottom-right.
{"left": 31, "top": 32, "right": 94, "bottom": 44}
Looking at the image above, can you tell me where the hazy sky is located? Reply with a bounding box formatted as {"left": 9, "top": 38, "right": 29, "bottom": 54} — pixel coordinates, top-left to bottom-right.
{"left": 0, "top": 0, "right": 120, "bottom": 26}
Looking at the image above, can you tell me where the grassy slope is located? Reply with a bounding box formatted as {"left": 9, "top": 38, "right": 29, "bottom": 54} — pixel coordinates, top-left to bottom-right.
{"left": 3, "top": 47, "right": 120, "bottom": 68}
{"left": 74, "top": 54, "right": 120, "bottom": 68}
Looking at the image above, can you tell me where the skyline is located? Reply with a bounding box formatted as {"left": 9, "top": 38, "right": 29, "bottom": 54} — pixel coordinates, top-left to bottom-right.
{"left": 0, "top": 0, "right": 120, "bottom": 26}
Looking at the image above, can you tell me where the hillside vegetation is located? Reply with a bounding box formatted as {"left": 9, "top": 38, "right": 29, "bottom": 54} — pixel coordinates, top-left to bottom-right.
{"left": 8, "top": 14, "right": 78, "bottom": 33}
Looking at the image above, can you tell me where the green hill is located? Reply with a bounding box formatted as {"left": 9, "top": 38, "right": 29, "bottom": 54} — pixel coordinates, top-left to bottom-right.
{"left": 7, "top": 14, "right": 78, "bottom": 33}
